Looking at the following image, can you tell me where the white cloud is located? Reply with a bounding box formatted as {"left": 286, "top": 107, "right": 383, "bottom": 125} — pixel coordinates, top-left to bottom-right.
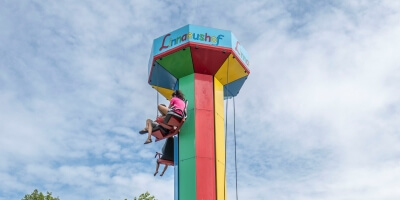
{"left": 1, "top": 0, "right": 400, "bottom": 199}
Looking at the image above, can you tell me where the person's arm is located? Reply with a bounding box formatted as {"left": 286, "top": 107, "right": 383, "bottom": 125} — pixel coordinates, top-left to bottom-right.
{"left": 168, "top": 98, "right": 175, "bottom": 108}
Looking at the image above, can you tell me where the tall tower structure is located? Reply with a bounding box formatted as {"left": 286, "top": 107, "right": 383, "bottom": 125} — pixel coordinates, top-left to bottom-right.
{"left": 148, "top": 24, "right": 250, "bottom": 200}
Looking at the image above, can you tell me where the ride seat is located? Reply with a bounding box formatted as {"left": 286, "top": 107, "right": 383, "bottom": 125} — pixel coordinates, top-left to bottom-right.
{"left": 158, "top": 137, "right": 174, "bottom": 162}
{"left": 150, "top": 125, "right": 170, "bottom": 140}
{"left": 153, "top": 137, "right": 174, "bottom": 176}
{"left": 151, "top": 100, "right": 188, "bottom": 142}
{"left": 163, "top": 111, "right": 184, "bottom": 127}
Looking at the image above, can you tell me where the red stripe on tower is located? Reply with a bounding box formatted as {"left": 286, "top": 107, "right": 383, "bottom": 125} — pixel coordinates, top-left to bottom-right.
{"left": 194, "top": 73, "right": 216, "bottom": 199}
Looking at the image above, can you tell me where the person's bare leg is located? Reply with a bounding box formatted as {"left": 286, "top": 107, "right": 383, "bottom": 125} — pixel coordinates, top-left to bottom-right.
{"left": 160, "top": 165, "right": 168, "bottom": 176}
{"left": 139, "top": 119, "right": 150, "bottom": 133}
{"left": 158, "top": 104, "right": 168, "bottom": 116}
{"left": 154, "top": 161, "right": 160, "bottom": 176}
{"left": 144, "top": 119, "right": 152, "bottom": 144}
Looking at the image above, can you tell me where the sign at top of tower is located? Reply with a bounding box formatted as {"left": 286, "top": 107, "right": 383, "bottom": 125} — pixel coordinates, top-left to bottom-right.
{"left": 154, "top": 25, "right": 230, "bottom": 52}
{"left": 152, "top": 24, "right": 250, "bottom": 68}
{"left": 158, "top": 31, "right": 225, "bottom": 51}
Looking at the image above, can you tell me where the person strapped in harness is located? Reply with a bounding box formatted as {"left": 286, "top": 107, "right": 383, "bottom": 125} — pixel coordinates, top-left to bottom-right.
{"left": 153, "top": 137, "right": 174, "bottom": 176}
{"left": 139, "top": 90, "right": 186, "bottom": 144}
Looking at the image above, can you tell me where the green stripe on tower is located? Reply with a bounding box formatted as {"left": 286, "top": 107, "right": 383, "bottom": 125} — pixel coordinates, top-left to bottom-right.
{"left": 178, "top": 74, "right": 196, "bottom": 200}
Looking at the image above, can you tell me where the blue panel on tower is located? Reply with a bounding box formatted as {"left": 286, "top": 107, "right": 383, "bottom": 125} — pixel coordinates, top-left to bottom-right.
{"left": 224, "top": 75, "right": 248, "bottom": 98}
{"left": 149, "top": 61, "right": 177, "bottom": 90}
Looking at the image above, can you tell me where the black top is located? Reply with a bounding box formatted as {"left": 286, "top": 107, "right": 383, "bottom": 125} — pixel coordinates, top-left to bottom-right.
{"left": 161, "top": 137, "right": 174, "bottom": 161}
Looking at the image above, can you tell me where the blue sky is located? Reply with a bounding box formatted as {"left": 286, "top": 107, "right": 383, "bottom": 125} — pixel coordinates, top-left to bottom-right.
{"left": 1, "top": 0, "right": 400, "bottom": 199}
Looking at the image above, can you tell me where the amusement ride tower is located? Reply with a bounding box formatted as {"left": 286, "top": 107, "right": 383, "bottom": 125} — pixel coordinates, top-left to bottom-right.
{"left": 147, "top": 24, "right": 250, "bottom": 200}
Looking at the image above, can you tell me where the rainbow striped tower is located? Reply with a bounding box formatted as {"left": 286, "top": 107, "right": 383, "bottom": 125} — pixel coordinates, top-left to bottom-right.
{"left": 148, "top": 24, "right": 250, "bottom": 200}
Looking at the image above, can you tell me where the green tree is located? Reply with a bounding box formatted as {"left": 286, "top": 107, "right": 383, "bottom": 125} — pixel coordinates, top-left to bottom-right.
{"left": 104, "top": 191, "right": 157, "bottom": 200}
{"left": 132, "top": 191, "right": 156, "bottom": 200}
{"left": 22, "top": 189, "right": 60, "bottom": 200}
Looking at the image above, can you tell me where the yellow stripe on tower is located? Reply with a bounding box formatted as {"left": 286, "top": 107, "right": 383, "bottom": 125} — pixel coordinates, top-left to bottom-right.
{"left": 215, "top": 53, "right": 248, "bottom": 85}
{"left": 214, "top": 77, "right": 226, "bottom": 200}
{"left": 153, "top": 86, "right": 174, "bottom": 100}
